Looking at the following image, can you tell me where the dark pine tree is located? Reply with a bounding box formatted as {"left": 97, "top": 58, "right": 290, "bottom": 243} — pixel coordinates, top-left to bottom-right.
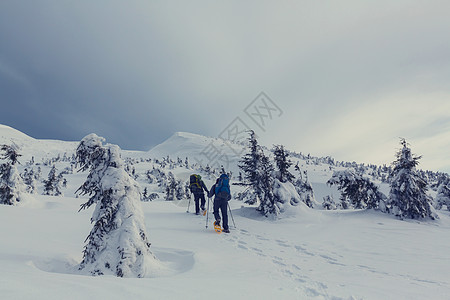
{"left": 388, "top": 139, "right": 434, "bottom": 220}
{"left": 1, "top": 144, "right": 21, "bottom": 165}
{"left": 142, "top": 187, "right": 149, "bottom": 201}
{"left": 238, "top": 130, "right": 262, "bottom": 204}
{"left": 272, "top": 145, "right": 295, "bottom": 183}
{"left": 43, "top": 165, "right": 62, "bottom": 196}
{"left": 327, "top": 170, "right": 386, "bottom": 210}
{"left": 322, "top": 195, "right": 337, "bottom": 210}
{"left": 257, "top": 152, "right": 278, "bottom": 216}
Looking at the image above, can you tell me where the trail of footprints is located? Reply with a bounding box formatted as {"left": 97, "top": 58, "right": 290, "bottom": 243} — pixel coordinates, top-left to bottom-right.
{"left": 226, "top": 228, "right": 344, "bottom": 268}
{"left": 222, "top": 227, "right": 448, "bottom": 298}
{"left": 223, "top": 228, "right": 341, "bottom": 299}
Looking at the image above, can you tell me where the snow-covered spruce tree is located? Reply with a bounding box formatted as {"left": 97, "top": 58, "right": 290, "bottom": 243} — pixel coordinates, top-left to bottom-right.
{"left": 43, "top": 165, "right": 63, "bottom": 196}
{"left": 0, "top": 144, "right": 26, "bottom": 205}
{"left": 388, "top": 139, "right": 434, "bottom": 220}
{"left": 293, "top": 167, "right": 317, "bottom": 208}
{"left": 327, "top": 170, "right": 386, "bottom": 210}
{"left": 175, "top": 178, "right": 186, "bottom": 200}
{"left": 295, "top": 177, "right": 316, "bottom": 208}
{"left": 76, "top": 134, "right": 156, "bottom": 277}
{"left": 322, "top": 195, "right": 337, "bottom": 210}
{"left": 141, "top": 187, "right": 159, "bottom": 202}
{"left": 22, "top": 168, "right": 37, "bottom": 194}
{"left": 238, "top": 130, "right": 262, "bottom": 204}
{"left": 256, "top": 152, "right": 279, "bottom": 216}
{"left": 435, "top": 183, "right": 450, "bottom": 211}
{"left": 164, "top": 172, "right": 186, "bottom": 201}
{"left": 272, "top": 145, "right": 295, "bottom": 183}
{"left": 145, "top": 170, "right": 155, "bottom": 184}
{"left": 165, "top": 172, "right": 176, "bottom": 201}
{"left": 430, "top": 173, "right": 449, "bottom": 191}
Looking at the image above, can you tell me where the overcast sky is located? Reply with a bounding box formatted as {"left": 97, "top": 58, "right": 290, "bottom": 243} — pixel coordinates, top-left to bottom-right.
{"left": 1, "top": 0, "right": 449, "bottom": 173}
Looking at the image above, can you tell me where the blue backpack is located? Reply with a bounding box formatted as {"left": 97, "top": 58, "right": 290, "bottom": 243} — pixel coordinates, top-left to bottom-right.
{"left": 215, "top": 174, "right": 231, "bottom": 200}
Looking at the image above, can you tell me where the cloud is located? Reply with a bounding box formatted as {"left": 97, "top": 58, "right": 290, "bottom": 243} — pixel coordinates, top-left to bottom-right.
{"left": 0, "top": 0, "right": 449, "bottom": 173}
{"left": 290, "top": 91, "right": 450, "bottom": 172}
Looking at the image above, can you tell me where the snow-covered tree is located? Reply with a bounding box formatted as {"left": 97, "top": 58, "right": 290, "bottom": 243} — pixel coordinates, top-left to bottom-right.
{"left": 293, "top": 168, "right": 317, "bottom": 208}
{"left": 175, "top": 178, "right": 186, "bottom": 200}
{"left": 388, "top": 139, "right": 434, "bottom": 220}
{"left": 272, "top": 145, "right": 295, "bottom": 183}
{"left": 142, "top": 187, "right": 159, "bottom": 202}
{"left": 430, "top": 173, "right": 449, "bottom": 191}
{"left": 238, "top": 132, "right": 292, "bottom": 216}
{"left": 322, "top": 195, "right": 337, "bottom": 210}
{"left": 43, "top": 165, "right": 64, "bottom": 196}
{"left": 257, "top": 152, "right": 279, "bottom": 216}
{"left": 238, "top": 130, "right": 262, "bottom": 204}
{"left": 75, "top": 133, "right": 157, "bottom": 277}
{"left": 327, "top": 170, "right": 386, "bottom": 210}
{"left": 165, "top": 172, "right": 177, "bottom": 201}
{"left": 295, "top": 177, "right": 316, "bottom": 208}
{"left": 22, "top": 168, "right": 37, "bottom": 194}
{"left": 164, "top": 172, "right": 186, "bottom": 201}
{"left": 1, "top": 144, "right": 21, "bottom": 164}
{"left": 435, "top": 183, "right": 450, "bottom": 211}
{"left": 0, "top": 144, "right": 25, "bottom": 205}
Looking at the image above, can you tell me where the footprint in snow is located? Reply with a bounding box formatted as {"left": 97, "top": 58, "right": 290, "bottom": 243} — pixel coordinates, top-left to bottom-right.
{"left": 272, "top": 259, "right": 287, "bottom": 267}
{"left": 276, "top": 240, "right": 291, "bottom": 248}
{"left": 256, "top": 235, "right": 270, "bottom": 241}
{"left": 294, "top": 245, "right": 315, "bottom": 256}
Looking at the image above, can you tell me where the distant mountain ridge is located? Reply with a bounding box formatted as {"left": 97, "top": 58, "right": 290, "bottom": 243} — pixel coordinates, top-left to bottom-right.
{"left": 1, "top": 124, "right": 448, "bottom": 184}
{"left": 147, "top": 131, "right": 246, "bottom": 173}
{"left": 0, "top": 124, "right": 78, "bottom": 161}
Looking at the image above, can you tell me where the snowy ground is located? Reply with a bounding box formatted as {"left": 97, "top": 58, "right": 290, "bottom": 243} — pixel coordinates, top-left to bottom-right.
{"left": 1, "top": 194, "right": 450, "bottom": 300}
{"left": 1, "top": 124, "right": 450, "bottom": 299}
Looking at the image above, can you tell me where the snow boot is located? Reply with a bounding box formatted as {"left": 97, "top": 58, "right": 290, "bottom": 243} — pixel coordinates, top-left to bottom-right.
{"left": 214, "top": 221, "right": 221, "bottom": 233}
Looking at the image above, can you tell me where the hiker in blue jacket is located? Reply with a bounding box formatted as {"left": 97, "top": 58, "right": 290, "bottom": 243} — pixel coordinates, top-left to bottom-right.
{"left": 189, "top": 174, "right": 209, "bottom": 215}
{"left": 209, "top": 174, "right": 231, "bottom": 233}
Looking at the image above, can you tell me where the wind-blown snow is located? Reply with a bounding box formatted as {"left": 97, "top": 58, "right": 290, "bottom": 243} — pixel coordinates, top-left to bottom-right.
{"left": 1, "top": 125, "right": 450, "bottom": 299}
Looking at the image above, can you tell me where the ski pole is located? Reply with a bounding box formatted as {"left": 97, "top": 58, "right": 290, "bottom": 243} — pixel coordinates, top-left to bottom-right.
{"left": 187, "top": 193, "right": 191, "bottom": 213}
{"left": 228, "top": 202, "right": 236, "bottom": 228}
{"left": 206, "top": 197, "right": 210, "bottom": 228}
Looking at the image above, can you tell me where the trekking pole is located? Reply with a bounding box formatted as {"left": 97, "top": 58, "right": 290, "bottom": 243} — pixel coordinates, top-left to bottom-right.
{"left": 186, "top": 194, "right": 191, "bottom": 213}
{"left": 206, "top": 197, "right": 210, "bottom": 228}
{"left": 228, "top": 202, "right": 236, "bottom": 228}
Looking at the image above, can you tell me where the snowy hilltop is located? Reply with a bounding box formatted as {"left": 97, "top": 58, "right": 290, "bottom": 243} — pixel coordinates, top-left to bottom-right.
{"left": 1, "top": 124, "right": 450, "bottom": 300}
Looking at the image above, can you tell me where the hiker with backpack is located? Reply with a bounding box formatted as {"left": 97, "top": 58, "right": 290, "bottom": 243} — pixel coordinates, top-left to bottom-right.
{"left": 209, "top": 174, "right": 231, "bottom": 233}
{"left": 189, "top": 174, "right": 209, "bottom": 215}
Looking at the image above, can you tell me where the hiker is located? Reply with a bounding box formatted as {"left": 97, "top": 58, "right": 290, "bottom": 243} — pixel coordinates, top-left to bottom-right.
{"left": 210, "top": 174, "right": 231, "bottom": 233}
{"left": 189, "top": 174, "right": 209, "bottom": 215}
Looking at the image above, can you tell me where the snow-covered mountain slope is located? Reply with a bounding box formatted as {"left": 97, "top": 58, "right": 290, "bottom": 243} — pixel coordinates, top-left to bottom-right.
{"left": 148, "top": 131, "right": 244, "bottom": 172}
{"left": 0, "top": 124, "right": 78, "bottom": 162}
{"left": 0, "top": 124, "right": 34, "bottom": 143}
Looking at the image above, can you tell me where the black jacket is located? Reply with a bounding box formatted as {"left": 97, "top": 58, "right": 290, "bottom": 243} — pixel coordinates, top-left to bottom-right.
{"left": 190, "top": 180, "right": 208, "bottom": 195}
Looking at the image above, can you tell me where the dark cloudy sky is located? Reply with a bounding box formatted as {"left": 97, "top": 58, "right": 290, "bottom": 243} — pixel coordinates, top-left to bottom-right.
{"left": 1, "top": 1, "right": 449, "bottom": 172}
